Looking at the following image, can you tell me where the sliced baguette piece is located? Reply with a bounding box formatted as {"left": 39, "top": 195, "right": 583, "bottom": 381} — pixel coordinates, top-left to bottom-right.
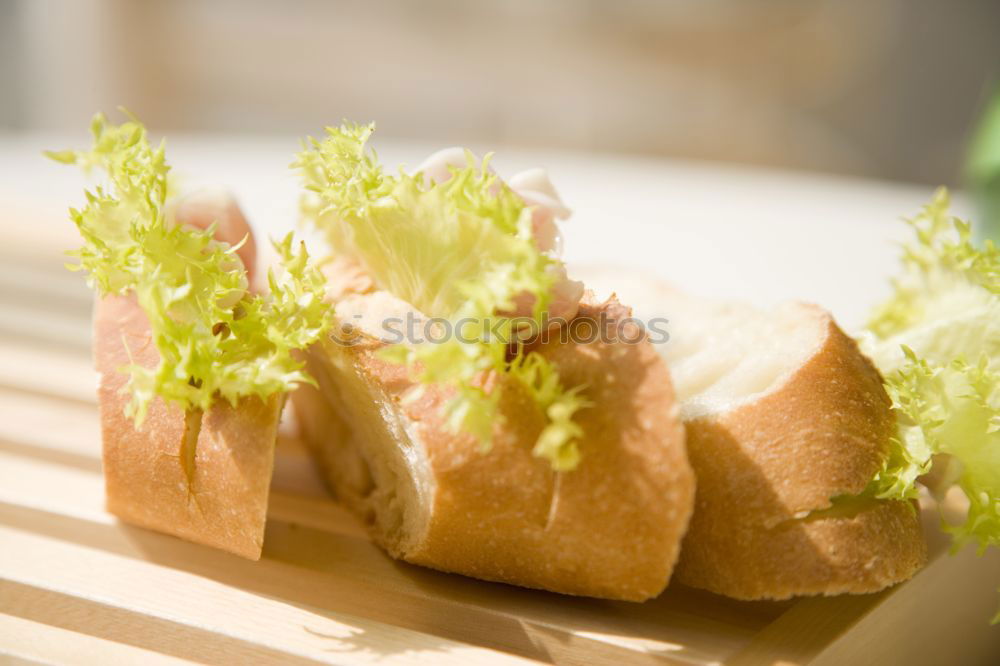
{"left": 576, "top": 266, "right": 927, "bottom": 600}
{"left": 291, "top": 262, "right": 695, "bottom": 600}
{"left": 94, "top": 192, "right": 282, "bottom": 559}
{"left": 96, "top": 295, "right": 282, "bottom": 558}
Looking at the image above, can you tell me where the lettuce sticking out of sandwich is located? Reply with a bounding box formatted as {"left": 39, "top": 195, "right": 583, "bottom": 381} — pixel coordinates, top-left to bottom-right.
{"left": 289, "top": 124, "right": 694, "bottom": 599}
{"left": 48, "top": 112, "right": 332, "bottom": 558}
{"left": 50, "top": 112, "right": 330, "bottom": 452}
{"left": 294, "top": 123, "right": 587, "bottom": 470}
{"left": 860, "top": 189, "right": 1000, "bottom": 581}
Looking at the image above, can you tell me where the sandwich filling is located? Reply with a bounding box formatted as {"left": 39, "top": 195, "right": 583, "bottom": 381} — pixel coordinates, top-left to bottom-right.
{"left": 294, "top": 123, "right": 589, "bottom": 470}
{"left": 860, "top": 189, "right": 1000, "bottom": 566}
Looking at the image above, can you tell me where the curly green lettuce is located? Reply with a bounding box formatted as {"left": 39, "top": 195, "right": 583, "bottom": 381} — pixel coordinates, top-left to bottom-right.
{"left": 49, "top": 113, "right": 331, "bottom": 425}
{"left": 294, "top": 123, "right": 587, "bottom": 470}
{"left": 860, "top": 189, "right": 1000, "bottom": 615}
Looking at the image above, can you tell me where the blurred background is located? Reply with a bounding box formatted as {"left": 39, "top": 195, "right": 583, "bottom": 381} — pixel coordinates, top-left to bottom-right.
{"left": 2, "top": 0, "right": 999, "bottom": 186}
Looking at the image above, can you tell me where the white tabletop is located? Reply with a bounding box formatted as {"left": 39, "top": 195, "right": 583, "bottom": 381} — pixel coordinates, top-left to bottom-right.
{"left": 0, "top": 132, "right": 967, "bottom": 331}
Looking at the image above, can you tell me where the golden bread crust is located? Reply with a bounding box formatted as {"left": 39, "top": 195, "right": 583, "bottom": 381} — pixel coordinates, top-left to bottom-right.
{"left": 675, "top": 308, "right": 926, "bottom": 598}
{"left": 294, "top": 296, "right": 695, "bottom": 600}
{"left": 95, "top": 297, "right": 281, "bottom": 560}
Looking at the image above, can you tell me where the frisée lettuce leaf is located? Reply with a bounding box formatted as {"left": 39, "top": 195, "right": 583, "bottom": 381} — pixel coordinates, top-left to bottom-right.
{"left": 294, "top": 123, "right": 587, "bottom": 470}
{"left": 860, "top": 189, "right": 1000, "bottom": 617}
{"left": 50, "top": 113, "right": 331, "bottom": 425}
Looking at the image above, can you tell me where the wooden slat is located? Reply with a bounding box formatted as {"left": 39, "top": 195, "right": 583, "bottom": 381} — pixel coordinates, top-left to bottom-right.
{"left": 0, "top": 255, "right": 92, "bottom": 316}
{"left": 0, "top": 302, "right": 91, "bottom": 352}
{"left": 0, "top": 613, "right": 192, "bottom": 666}
{"left": 0, "top": 386, "right": 101, "bottom": 468}
{"left": 0, "top": 244, "right": 92, "bottom": 350}
{"left": 0, "top": 342, "right": 95, "bottom": 405}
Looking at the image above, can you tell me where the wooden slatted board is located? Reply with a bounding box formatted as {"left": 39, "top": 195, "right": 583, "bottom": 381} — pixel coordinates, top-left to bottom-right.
{"left": 2, "top": 221, "right": 1000, "bottom": 666}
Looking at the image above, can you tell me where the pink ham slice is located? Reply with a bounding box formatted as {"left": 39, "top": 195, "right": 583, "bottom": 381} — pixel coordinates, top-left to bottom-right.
{"left": 414, "top": 149, "right": 584, "bottom": 325}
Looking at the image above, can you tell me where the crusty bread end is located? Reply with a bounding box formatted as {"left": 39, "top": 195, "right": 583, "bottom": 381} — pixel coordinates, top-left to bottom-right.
{"left": 576, "top": 266, "right": 927, "bottom": 600}
{"left": 674, "top": 311, "right": 926, "bottom": 599}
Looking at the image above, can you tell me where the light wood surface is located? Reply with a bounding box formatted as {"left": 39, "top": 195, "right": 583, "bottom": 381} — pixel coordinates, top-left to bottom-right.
{"left": 1, "top": 176, "right": 999, "bottom": 665}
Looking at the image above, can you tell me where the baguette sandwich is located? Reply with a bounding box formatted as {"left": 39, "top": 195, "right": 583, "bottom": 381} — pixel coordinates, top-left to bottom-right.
{"left": 290, "top": 125, "right": 695, "bottom": 600}
{"left": 576, "top": 269, "right": 928, "bottom": 599}
{"left": 52, "top": 114, "right": 331, "bottom": 558}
